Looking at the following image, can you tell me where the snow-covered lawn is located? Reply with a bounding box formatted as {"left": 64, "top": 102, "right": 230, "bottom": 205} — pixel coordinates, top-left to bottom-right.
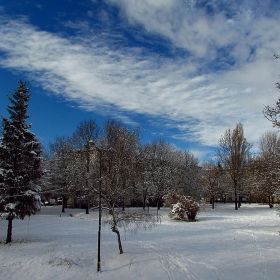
{"left": 0, "top": 203, "right": 280, "bottom": 280}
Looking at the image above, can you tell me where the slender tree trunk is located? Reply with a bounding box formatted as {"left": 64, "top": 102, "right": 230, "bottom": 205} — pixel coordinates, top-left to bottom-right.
{"left": 6, "top": 217, "right": 13, "bottom": 244}
{"left": 211, "top": 195, "right": 215, "bottom": 209}
{"left": 234, "top": 184, "right": 238, "bottom": 210}
{"left": 111, "top": 225, "right": 123, "bottom": 254}
{"left": 142, "top": 191, "right": 147, "bottom": 210}
{"left": 268, "top": 196, "right": 274, "bottom": 208}
{"left": 156, "top": 200, "right": 160, "bottom": 221}
{"left": 157, "top": 200, "right": 161, "bottom": 210}
{"left": 110, "top": 204, "right": 123, "bottom": 254}
{"left": 85, "top": 200, "right": 89, "bottom": 214}
{"left": 238, "top": 196, "right": 242, "bottom": 208}
{"left": 248, "top": 192, "right": 251, "bottom": 204}
{"left": 62, "top": 196, "right": 65, "bottom": 213}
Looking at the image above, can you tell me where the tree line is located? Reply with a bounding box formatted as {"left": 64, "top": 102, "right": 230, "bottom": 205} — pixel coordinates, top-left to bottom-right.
{"left": 43, "top": 120, "right": 280, "bottom": 213}
{"left": 42, "top": 119, "right": 202, "bottom": 212}
{"left": 204, "top": 124, "right": 280, "bottom": 210}
{"left": 2, "top": 77, "right": 280, "bottom": 245}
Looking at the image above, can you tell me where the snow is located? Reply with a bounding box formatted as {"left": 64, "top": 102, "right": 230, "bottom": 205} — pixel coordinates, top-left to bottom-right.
{"left": 4, "top": 202, "right": 16, "bottom": 211}
{"left": 0, "top": 203, "right": 280, "bottom": 280}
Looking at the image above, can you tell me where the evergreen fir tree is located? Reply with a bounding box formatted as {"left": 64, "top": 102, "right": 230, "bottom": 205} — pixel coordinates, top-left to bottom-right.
{"left": 0, "top": 80, "right": 43, "bottom": 243}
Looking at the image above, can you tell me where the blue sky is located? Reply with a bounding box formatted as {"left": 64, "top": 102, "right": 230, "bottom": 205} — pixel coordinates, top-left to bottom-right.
{"left": 1, "top": 0, "right": 280, "bottom": 161}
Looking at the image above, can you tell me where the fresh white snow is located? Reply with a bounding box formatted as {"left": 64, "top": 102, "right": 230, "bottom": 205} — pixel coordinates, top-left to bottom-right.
{"left": 0, "top": 203, "right": 280, "bottom": 280}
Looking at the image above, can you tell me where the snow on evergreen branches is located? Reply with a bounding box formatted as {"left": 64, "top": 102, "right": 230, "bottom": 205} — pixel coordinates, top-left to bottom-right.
{"left": 0, "top": 80, "right": 43, "bottom": 242}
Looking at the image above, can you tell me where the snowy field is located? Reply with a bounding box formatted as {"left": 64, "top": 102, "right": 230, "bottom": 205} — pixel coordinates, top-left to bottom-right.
{"left": 0, "top": 203, "right": 280, "bottom": 280}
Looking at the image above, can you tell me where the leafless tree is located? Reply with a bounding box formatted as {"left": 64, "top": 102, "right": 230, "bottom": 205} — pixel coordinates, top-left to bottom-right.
{"left": 47, "top": 136, "right": 75, "bottom": 212}
{"left": 251, "top": 131, "right": 280, "bottom": 205}
{"left": 95, "top": 120, "right": 141, "bottom": 254}
{"left": 144, "top": 140, "right": 179, "bottom": 211}
{"left": 263, "top": 54, "right": 280, "bottom": 127}
{"left": 216, "top": 123, "right": 252, "bottom": 210}
{"left": 201, "top": 161, "right": 222, "bottom": 209}
{"left": 137, "top": 140, "right": 174, "bottom": 210}
{"left": 262, "top": 54, "right": 280, "bottom": 207}
{"left": 176, "top": 151, "right": 202, "bottom": 199}
{"left": 71, "top": 119, "right": 100, "bottom": 213}
{"left": 259, "top": 131, "right": 280, "bottom": 157}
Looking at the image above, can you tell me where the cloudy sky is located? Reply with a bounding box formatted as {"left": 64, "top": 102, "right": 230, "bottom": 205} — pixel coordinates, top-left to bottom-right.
{"left": 0, "top": 0, "right": 280, "bottom": 160}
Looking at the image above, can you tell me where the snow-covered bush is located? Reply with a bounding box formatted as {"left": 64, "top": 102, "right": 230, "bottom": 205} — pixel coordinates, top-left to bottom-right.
{"left": 163, "top": 191, "right": 199, "bottom": 221}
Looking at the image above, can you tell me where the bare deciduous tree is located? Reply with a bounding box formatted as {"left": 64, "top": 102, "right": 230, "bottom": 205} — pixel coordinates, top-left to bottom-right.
{"left": 177, "top": 151, "right": 202, "bottom": 200}
{"left": 263, "top": 54, "right": 280, "bottom": 127}
{"left": 47, "top": 136, "right": 74, "bottom": 212}
{"left": 201, "top": 161, "right": 221, "bottom": 209}
{"left": 71, "top": 119, "right": 100, "bottom": 214}
{"left": 216, "top": 123, "right": 252, "bottom": 210}
{"left": 251, "top": 131, "right": 280, "bottom": 205}
{"left": 96, "top": 120, "right": 141, "bottom": 254}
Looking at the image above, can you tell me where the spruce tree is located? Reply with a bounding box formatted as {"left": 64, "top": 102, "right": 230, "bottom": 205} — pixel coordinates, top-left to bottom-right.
{"left": 0, "top": 80, "right": 43, "bottom": 243}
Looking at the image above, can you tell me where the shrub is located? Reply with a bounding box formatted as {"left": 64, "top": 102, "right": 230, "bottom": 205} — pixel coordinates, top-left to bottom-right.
{"left": 163, "top": 191, "right": 199, "bottom": 221}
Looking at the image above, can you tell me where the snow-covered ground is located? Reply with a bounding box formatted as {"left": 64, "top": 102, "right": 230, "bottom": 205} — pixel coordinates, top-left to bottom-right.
{"left": 0, "top": 203, "right": 280, "bottom": 280}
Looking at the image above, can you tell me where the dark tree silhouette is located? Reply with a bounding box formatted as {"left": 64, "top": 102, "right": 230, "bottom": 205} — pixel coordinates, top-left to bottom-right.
{"left": 0, "top": 80, "right": 43, "bottom": 243}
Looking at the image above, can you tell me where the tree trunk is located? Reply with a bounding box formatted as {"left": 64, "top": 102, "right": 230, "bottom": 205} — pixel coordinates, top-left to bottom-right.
{"left": 211, "top": 195, "right": 215, "bottom": 209}
{"left": 110, "top": 204, "right": 123, "bottom": 254}
{"left": 142, "top": 189, "right": 147, "bottom": 210}
{"left": 157, "top": 200, "right": 161, "bottom": 210}
{"left": 85, "top": 200, "right": 89, "bottom": 214}
{"left": 238, "top": 196, "right": 242, "bottom": 208}
{"left": 6, "top": 217, "right": 13, "bottom": 244}
{"left": 248, "top": 192, "right": 251, "bottom": 204}
{"left": 111, "top": 225, "right": 123, "bottom": 254}
{"left": 234, "top": 184, "right": 238, "bottom": 210}
{"left": 156, "top": 201, "right": 160, "bottom": 221}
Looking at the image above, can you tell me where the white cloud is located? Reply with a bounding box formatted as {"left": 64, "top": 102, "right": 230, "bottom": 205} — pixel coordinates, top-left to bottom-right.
{"left": 105, "top": 0, "right": 280, "bottom": 62}
{"left": 0, "top": 0, "right": 280, "bottom": 155}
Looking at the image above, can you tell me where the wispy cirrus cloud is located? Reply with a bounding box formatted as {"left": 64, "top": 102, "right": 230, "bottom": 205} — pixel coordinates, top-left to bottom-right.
{"left": 105, "top": 0, "right": 280, "bottom": 65}
{"left": 0, "top": 0, "right": 280, "bottom": 158}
